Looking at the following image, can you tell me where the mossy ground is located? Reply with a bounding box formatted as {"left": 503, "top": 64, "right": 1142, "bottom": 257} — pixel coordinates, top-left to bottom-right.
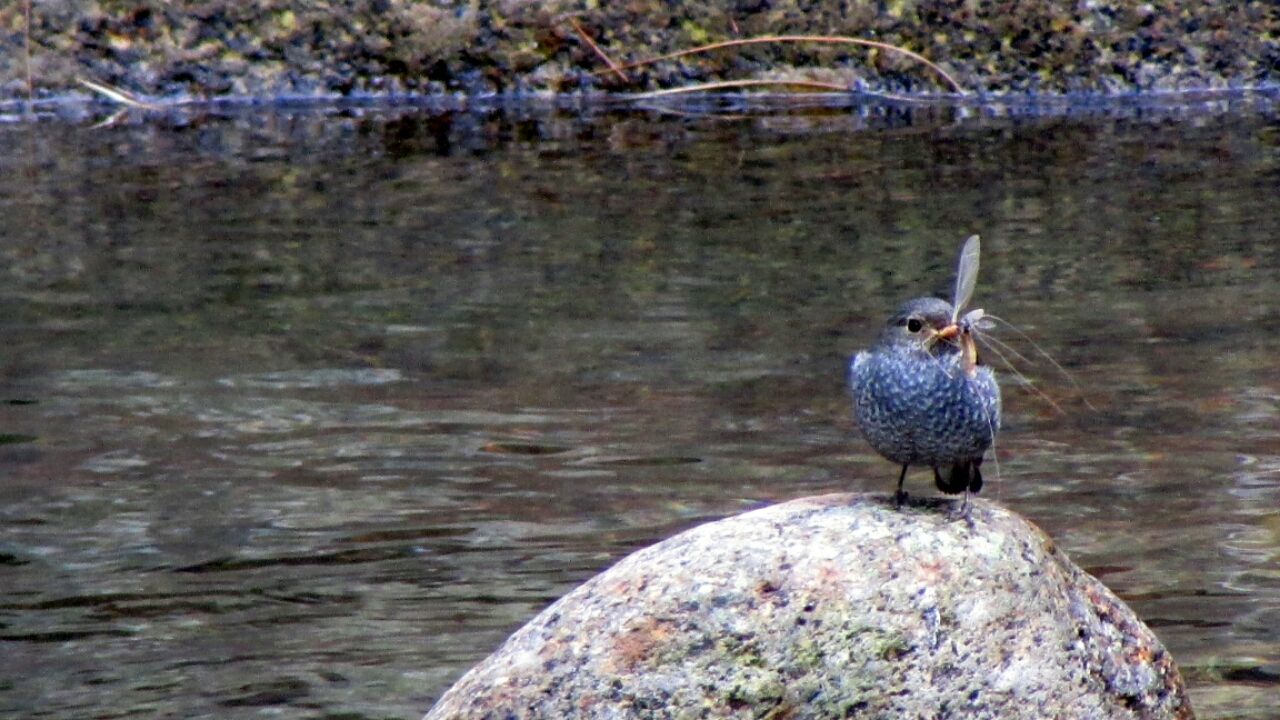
{"left": 1, "top": 1, "right": 1277, "bottom": 101}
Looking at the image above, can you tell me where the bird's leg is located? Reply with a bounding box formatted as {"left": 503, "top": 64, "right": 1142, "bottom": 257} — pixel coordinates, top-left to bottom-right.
{"left": 895, "top": 465, "right": 909, "bottom": 507}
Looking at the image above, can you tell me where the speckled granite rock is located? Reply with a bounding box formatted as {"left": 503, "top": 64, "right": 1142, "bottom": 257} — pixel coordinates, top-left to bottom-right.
{"left": 425, "top": 494, "right": 1191, "bottom": 720}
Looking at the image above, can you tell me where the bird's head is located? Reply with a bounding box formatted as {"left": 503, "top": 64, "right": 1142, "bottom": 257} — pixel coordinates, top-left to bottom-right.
{"left": 878, "top": 296, "right": 962, "bottom": 354}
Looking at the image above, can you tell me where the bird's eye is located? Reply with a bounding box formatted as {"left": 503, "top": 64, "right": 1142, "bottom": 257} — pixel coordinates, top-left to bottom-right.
{"left": 906, "top": 318, "right": 924, "bottom": 333}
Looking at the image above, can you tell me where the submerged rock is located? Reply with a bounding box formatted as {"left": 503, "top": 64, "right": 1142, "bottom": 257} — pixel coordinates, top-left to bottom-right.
{"left": 425, "top": 494, "right": 1191, "bottom": 720}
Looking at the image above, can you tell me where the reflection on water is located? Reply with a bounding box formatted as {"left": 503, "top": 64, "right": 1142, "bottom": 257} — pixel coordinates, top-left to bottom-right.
{"left": 1, "top": 104, "right": 1278, "bottom": 719}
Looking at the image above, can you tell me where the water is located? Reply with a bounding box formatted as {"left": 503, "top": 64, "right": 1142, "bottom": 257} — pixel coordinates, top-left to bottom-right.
{"left": 1, "top": 102, "right": 1278, "bottom": 719}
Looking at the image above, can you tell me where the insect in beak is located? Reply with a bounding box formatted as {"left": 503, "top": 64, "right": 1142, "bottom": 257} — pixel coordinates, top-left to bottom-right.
{"left": 928, "top": 323, "right": 980, "bottom": 376}
{"left": 959, "top": 331, "right": 979, "bottom": 376}
{"left": 925, "top": 323, "right": 961, "bottom": 350}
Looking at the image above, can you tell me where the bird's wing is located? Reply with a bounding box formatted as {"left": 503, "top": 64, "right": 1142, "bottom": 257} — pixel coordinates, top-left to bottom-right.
{"left": 850, "top": 351, "right": 870, "bottom": 373}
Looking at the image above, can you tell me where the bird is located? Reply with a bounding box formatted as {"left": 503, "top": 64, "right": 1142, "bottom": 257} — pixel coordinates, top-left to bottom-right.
{"left": 849, "top": 240, "right": 1001, "bottom": 509}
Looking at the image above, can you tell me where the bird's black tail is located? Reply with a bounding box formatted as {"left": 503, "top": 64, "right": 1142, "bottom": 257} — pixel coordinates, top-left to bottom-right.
{"left": 936, "top": 460, "right": 984, "bottom": 494}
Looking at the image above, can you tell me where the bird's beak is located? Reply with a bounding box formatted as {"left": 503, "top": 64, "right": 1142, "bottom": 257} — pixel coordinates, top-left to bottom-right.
{"left": 935, "top": 324, "right": 961, "bottom": 342}
{"left": 927, "top": 324, "right": 961, "bottom": 348}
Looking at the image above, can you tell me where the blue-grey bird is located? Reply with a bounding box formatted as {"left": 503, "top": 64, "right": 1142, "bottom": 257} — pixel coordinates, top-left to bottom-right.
{"left": 849, "top": 295, "right": 1001, "bottom": 505}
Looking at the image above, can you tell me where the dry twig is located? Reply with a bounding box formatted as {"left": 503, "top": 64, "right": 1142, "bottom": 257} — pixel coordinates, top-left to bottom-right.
{"left": 24, "top": 0, "right": 33, "bottom": 102}
{"left": 631, "top": 78, "right": 848, "bottom": 98}
{"left": 596, "top": 34, "right": 965, "bottom": 95}
{"left": 568, "top": 17, "right": 628, "bottom": 84}
{"left": 78, "top": 78, "right": 167, "bottom": 111}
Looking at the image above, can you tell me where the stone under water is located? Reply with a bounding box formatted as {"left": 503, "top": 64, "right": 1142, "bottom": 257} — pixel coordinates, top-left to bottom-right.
{"left": 425, "top": 493, "right": 1192, "bottom": 720}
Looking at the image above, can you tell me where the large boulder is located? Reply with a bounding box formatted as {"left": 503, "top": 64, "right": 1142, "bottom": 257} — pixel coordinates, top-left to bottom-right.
{"left": 425, "top": 494, "right": 1192, "bottom": 719}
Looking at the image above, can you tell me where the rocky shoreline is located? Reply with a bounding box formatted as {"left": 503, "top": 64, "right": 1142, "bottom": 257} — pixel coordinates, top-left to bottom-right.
{"left": 1, "top": 1, "right": 1277, "bottom": 104}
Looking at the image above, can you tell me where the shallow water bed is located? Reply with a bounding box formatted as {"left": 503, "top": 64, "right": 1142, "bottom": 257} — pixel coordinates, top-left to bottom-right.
{"left": 0, "top": 103, "right": 1277, "bottom": 718}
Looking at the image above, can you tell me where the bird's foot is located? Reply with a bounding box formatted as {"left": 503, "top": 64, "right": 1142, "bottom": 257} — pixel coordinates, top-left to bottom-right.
{"left": 894, "top": 489, "right": 910, "bottom": 507}
{"left": 948, "top": 491, "right": 973, "bottom": 521}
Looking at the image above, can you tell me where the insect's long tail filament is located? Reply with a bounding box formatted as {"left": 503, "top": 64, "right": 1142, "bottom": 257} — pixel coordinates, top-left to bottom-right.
{"left": 934, "top": 329, "right": 1002, "bottom": 498}
{"left": 980, "top": 388, "right": 1001, "bottom": 501}
{"left": 971, "top": 326, "right": 1035, "bottom": 366}
{"left": 980, "top": 313, "right": 1099, "bottom": 412}
{"left": 972, "top": 332, "right": 1068, "bottom": 415}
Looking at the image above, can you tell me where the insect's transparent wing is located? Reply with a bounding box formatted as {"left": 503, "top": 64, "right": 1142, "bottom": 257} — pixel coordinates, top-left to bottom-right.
{"left": 952, "top": 234, "right": 981, "bottom": 322}
{"left": 961, "top": 308, "right": 991, "bottom": 330}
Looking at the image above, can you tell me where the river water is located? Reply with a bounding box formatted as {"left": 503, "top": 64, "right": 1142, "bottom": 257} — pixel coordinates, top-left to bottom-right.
{"left": 1, "top": 99, "right": 1277, "bottom": 719}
